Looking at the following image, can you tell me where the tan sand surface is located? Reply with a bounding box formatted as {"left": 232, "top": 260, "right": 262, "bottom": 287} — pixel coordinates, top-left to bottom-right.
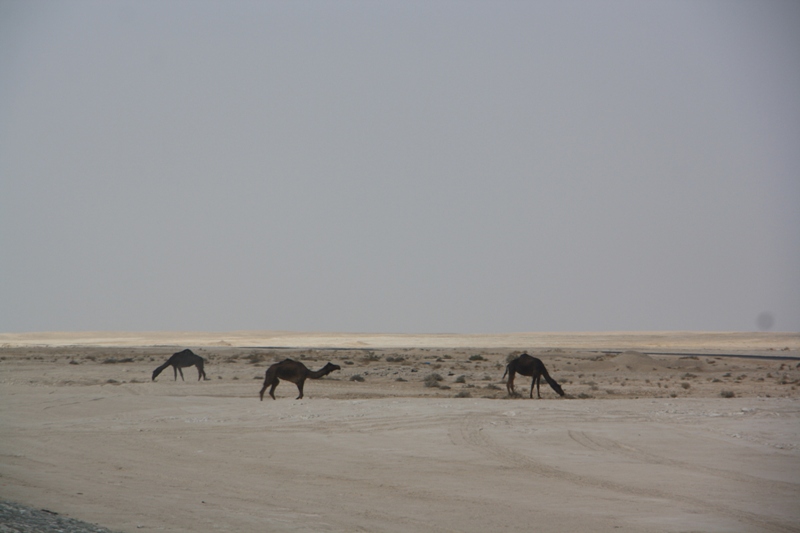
{"left": 1, "top": 331, "right": 799, "bottom": 532}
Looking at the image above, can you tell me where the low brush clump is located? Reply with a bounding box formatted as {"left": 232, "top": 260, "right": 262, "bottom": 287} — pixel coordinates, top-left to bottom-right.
{"left": 424, "top": 373, "right": 444, "bottom": 388}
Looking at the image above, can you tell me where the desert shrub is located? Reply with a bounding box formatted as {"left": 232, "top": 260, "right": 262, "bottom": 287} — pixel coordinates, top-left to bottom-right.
{"left": 469, "top": 354, "right": 485, "bottom": 361}
{"left": 455, "top": 375, "right": 466, "bottom": 383}
{"left": 681, "top": 382, "right": 691, "bottom": 389}
{"left": 385, "top": 356, "right": 405, "bottom": 363}
{"left": 102, "top": 357, "right": 134, "bottom": 364}
{"left": 720, "top": 390, "right": 735, "bottom": 398}
{"left": 455, "top": 391, "right": 471, "bottom": 398}
{"left": 485, "top": 384, "right": 501, "bottom": 390}
{"left": 245, "top": 353, "right": 265, "bottom": 364}
{"left": 424, "top": 373, "right": 443, "bottom": 387}
{"left": 350, "top": 374, "right": 365, "bottom": 382}
{"left": 577, "top": 392, "right": 593, "bottom": 399}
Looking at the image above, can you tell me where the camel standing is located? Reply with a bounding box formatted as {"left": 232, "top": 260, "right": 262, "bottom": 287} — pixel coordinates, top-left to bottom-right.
{"left": 152, "top": 349, "right": 207, "bottom": 381}
{"left": 503, "top": 353, "right": 565, "bottom": 398}
{"left": 259, "top": 359, "right": 340, "bottom": 400}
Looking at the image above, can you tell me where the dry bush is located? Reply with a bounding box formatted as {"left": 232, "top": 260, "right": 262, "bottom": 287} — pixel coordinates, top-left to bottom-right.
{"left": 424, "top": 373, "right": 444, "bottom": 387}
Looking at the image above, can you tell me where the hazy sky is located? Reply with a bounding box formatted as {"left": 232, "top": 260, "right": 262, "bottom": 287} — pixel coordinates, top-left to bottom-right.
{"left": 1, "top": 1, "right": 798, "bottom": 334}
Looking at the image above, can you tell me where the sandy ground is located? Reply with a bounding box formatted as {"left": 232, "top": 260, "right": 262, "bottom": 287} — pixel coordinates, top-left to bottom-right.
{"left": 1, "top": 331, "right": 799, "bottom": 533}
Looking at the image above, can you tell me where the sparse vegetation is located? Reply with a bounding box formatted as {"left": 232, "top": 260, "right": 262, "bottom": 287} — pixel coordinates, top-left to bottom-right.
{"left": 245, "top": 353, "right": 266, "bottom": 364}
{"left": 720, "top": 390, "right": 736, "bottom": 398}
{"left": 424, "top": 373, "right": 444, "bottom": 387}
{"left": 362, "top": 352, "right": 381, "bottom": 362}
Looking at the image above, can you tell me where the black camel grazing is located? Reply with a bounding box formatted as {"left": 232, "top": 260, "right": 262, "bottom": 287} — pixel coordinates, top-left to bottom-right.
{"left": 152, "top": 349, "right": 207, "bottom": 381}
{"left": 259, "top": 359, "right": 341, "bottom": 400}
{"left": 503, "top": 353, "right": 565, "bottom": 398}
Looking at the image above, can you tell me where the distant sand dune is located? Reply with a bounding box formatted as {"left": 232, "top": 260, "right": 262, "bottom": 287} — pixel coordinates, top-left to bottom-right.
{"left": 1, "top": 330, "right": 798, "bottom": 351}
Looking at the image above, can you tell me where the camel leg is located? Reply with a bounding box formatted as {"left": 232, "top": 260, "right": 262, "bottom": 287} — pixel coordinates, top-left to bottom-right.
{"left": 196, "top": 364, "right": 205, "bottom": 381}
{"left": 259, "top": 376, "right": 272, "bottom": 401}
{"left": 296, "top": 379, "right": 305, "bottom": 400}
{"left": 173, "top": 366, "right": 178, "bottom": 380}
{"left": 531, "top": 373, "right": 541, "bottom": 399}
{"left": 178, "top": 367, "right": 185, "bottom": 381}
{"left": 507, "top": 371, "right": 516, "bottom": 396}
{"left": 269, "top": 381, "right": 279, "bottom": 400}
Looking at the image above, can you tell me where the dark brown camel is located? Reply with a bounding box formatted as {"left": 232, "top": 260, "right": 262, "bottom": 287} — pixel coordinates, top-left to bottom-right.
{"left": 259, "top": 359, "right": 341, "bottom": 400}
{"left": 503, "top": 353, "right": 565, "bottom": 398}
{"left": 152, "top": 349, "right": 208, "bottom": 381}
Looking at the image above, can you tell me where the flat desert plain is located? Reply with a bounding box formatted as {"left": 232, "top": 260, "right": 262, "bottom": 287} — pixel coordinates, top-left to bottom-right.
{"left": 1, "top": 331, "right": 799, "bottom": 533}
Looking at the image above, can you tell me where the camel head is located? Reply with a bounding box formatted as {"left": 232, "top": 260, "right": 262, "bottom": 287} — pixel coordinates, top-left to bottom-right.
{"left": 323, "top": 363, "right": 341, "bottom": 375}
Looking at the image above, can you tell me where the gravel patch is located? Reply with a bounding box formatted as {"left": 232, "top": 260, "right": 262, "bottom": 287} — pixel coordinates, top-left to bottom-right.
{"left": 0, "top": 501, "right": 119, "bottom": 533}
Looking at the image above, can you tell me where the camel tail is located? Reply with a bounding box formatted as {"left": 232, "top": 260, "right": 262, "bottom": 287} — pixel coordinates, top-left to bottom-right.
{"left": 541, "top": 367, "right": 565, "bottom": 396}
{"left": 502, "top": 365, "right": 509, "bottom": 380}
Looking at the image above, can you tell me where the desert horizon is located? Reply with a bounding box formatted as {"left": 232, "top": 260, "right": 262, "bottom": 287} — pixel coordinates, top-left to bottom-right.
{"left": 5, "top": 1, "right": 799, "bottom": 531}
{"left": 3, "top": 329, "right": 799, "bottom": 350}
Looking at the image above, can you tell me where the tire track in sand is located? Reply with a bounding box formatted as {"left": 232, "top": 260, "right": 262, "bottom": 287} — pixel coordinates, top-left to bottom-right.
{"left": 450, "top": 412, "right": 799, "bottom": 533}
{"left": 568, "top": 429, "right": 799, "bottom": 497}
